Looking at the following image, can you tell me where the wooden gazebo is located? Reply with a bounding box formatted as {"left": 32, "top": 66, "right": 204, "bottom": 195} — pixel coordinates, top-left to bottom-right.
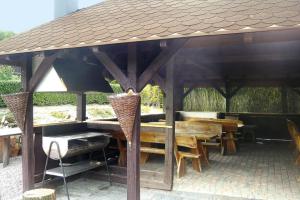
{"left": 0, "top": 0, "right": 300, "bottom": 199}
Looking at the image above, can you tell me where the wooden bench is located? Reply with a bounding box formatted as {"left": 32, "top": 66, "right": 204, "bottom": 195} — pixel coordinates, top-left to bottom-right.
{"left": 140, "top": 131, "right": 166, "bottom": 164}
{"left": 0, "top": 127, "right": 22, "bottom": 168}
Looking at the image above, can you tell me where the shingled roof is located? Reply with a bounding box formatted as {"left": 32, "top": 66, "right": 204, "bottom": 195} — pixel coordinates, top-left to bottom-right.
{"left": 0, "top": 0, "right": 300, "bottom": 56}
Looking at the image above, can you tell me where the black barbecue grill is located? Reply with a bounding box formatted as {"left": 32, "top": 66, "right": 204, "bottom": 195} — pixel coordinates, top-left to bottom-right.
{"left": 41, "top": 124, "right": 111, "bottom": 200}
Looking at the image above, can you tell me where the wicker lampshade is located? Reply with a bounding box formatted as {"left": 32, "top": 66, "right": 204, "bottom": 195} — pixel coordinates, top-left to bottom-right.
{"left": 1, "top": 92, "right": 29, "bottom": 132}
{"left": 109, "top": 91, "right": 140, "bottom": 146}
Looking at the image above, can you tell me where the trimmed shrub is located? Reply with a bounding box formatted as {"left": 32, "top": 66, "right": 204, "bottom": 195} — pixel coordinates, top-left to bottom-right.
{"left": 0, "top": 81, "right": 164, "bottom": 108}
{"left": 0, "top": 80, "right": 22, "bottom": 107}
{"left": 33, "top": 93, "right": 77, "bottom": 106}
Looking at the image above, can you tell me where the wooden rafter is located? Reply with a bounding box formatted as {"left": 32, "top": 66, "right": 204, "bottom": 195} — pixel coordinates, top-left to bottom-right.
{"left": 183, "top": 86, "right": 195, "bottom": 98}
{"left": 92, "top": 48, "right": 129, "bottom": 90}
{"left": 213, "top": 85, "right": 226, "bottom": 98}
{"left": 229, "top": 84, "right": 243, "bottom": 98}
{"left": 152, "top": 74, "right": 166, "bottom": 93}
{"left": 29, "top": 52, "right": 60, "bottom": 92}
{"left": 138, "top": 39, "right": 187, "bottom": 91}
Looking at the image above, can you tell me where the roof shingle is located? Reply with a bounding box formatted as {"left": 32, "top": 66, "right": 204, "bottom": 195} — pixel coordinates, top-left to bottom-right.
{"left": 0, "top": 0, "right": 300, "bottom": 55}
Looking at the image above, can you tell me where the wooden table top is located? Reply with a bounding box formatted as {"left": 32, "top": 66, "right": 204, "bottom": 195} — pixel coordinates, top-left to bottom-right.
{"left": 0, "top": 127, "right": 22, "bottom": 137}
{"left": 147, "top": 122, "right": 218, "bottom": 140}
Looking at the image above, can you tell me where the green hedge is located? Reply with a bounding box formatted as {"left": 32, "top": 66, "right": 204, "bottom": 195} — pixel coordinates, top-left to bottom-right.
{"left": 0, "top": 80, "right": 22, "bottom": 107}
{"left": 0, "top": 82, "right": 163, "bottom": 107}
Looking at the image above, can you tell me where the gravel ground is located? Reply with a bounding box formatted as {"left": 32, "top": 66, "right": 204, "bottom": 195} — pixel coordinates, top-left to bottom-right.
{"left": 0, "top": 156, "right": 22, "bottom": 200}
{"left": 0, "top": 104, "right": 162, "bottom": 126}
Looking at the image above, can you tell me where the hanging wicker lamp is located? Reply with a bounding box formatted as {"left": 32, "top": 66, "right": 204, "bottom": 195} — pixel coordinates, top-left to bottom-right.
{"left": 109, "top": 90, "right": 140, "bottom": 147}
{"left": 1, "top": 92, "right": 29, "bottom": 132}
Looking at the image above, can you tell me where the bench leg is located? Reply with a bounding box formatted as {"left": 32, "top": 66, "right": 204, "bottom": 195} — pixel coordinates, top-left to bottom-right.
{"left": 3, "top": 136, "right": 10, "bottom": 168}
{"left": 140, "top": 152, "right": 150, "bottom": 165}
{"left": 177, "top": 157, "right": 186, "bottom": 178}
{"left": 191, "top": 157, "right": 201, "bottom": 172}
{"left": 191, "top": 148, "right": 202, "bottom": 172}
{"left": 198, "top": 142, "right": 209, "bottom": 166}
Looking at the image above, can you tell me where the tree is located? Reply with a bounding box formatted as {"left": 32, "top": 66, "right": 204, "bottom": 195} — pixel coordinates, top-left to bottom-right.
{"left": 0, "top": 31, "right": 15, "bottom": 41}
{"left": 0, "top": 31, "right": 19, "bottom": 81}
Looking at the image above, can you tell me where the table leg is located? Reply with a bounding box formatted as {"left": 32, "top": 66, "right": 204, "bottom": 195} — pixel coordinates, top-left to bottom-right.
{"left": 117, "top": 139, "right": 127, "bottom": 167}
{"left": 3, "top": 136, "right": 10, "bottom": 168}
{"left": 226, "top": 132, "right": 236, "bottom": 154}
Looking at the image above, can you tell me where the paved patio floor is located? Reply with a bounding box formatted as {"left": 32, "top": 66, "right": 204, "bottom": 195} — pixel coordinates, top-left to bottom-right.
{"left": 1, "top": 141, "right": 300, "bottom": 200}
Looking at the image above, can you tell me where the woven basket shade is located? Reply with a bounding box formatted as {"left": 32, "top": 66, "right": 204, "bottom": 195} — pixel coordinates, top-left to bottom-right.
{"left": 1, "top": 92, "right": 29, "bottom": 132}
{"left": 109, "top": 92, "right": 140, "bottom": 146}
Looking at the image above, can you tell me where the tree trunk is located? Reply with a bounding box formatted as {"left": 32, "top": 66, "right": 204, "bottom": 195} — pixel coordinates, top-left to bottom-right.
{"left": 23, "top": 188, "right": 56, "bottom": 200}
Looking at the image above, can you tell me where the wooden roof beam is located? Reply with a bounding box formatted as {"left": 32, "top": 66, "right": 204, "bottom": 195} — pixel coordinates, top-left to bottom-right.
{"left": 152, "top": 74, "right": 166, "bottom": 93}
{"left": 138, "top": 39, "right": 188, "bottom": 91}
{"left": 29, "top": 51, "right": 61, "bottom": 92}
{"left": 183, "top": 86, "right": 196, "bottom": 98}
{"left": 184, "top": 28, "right": 300, "bottom": 49}
{"left": 198, "top": 53, "right": 300, "bottom": 64}
{"left": 184, "top": 79, "right": 300, "bottom": 87}
{"left": 92, "top": 47, "right": 129, "bottom": 90}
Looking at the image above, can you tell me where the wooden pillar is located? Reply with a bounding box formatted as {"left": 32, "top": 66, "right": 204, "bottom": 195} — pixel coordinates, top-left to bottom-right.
{"left": 21, "top": 56, "right": 35, "bottom": 191}
{"left": 127, "top": 43, "right": 140, "bottom": 200}
{"left": 281, "top": 86, "right": 288, "bottom": 113}
{"left": 76, "top": 92, "right": 86, "bottom": 121}
{"left": 164, "top": 57, "right": 175, "bottom": 187}
{"left": 175, "top": 83, "right": 184, "bottom": 111}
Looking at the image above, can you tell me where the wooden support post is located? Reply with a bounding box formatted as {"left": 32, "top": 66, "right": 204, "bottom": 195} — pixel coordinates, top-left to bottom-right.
{"left": 164, "top": 57, "right": 175, "bottom": 188}
{"left": 225, "top": 82, "right": 231, "bottom": 113}
{"left": 127, "top": 43, "right": 141, "bottom": 200}
{"left": 21, "top": 56, "right": 35, "bottom": 191}
{"left": 175, "top": 83, "right": 184, "bottom": 111}
{"left": 76, "top": 92, "right": 86, "bottom": 121}
{"left": 281, "top": 85, "right": 288, "bottom": 113}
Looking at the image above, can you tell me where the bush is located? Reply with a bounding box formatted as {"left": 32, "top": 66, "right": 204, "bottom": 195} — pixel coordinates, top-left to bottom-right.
{"left": 0, "top": 66, "right": 20, "bottom": 81}
{"left": 33, "top": 93, "right": 77, "bottom": 106}
{"left": 0, "top": 81, "right": 164, "bottom": 108}
{"left": 0, "top": 80, "right": 22, "bottom": 107}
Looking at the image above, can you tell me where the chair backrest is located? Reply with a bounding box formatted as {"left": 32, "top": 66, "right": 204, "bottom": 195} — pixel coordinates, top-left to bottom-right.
{"left": 287, "top": 119, "right": 299, "bottom": 141}
{"left": 140, "top": 132, "right": 165, "bottom": 144}
{"left": 175, "top": 135, "right": 198, "bottom": 149}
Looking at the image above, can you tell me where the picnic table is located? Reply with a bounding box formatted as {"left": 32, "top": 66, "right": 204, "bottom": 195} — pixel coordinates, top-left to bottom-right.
{"left": 0, "top": 127, "right": 22, "bottom": 168}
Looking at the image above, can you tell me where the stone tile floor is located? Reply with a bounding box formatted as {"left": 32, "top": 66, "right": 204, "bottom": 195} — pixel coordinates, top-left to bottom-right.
{"left": 1, "top": 141, "right": 300, "bottom": 200}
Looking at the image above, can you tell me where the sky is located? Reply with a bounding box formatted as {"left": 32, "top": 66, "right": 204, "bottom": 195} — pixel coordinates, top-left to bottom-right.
{"left": 0, "top": 0, "right": 103, "bottom": 33}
